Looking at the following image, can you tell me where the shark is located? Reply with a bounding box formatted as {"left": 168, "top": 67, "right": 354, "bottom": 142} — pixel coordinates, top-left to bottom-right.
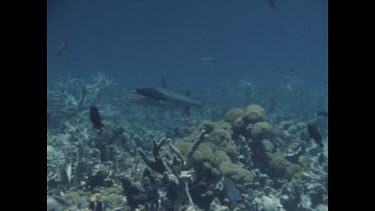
{"left": 130, "top": 77, "right": 203, "bottom": 116}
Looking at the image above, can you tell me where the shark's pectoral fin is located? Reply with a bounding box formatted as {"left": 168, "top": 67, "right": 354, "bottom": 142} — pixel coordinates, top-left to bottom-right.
{"left": 184, "top": 106, "right": 191, "bottom": 116}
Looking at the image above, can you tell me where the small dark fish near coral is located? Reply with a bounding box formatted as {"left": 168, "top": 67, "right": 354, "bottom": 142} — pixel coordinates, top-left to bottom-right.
{"left": 142, "top": 202, "right": 158, "bottom": 211}
{"left": 89, "top": 106, "right": 105, "bottom": 131}
{"left": 222, "top": 177, "right": 242, "bottom": 208}
{"left": 307, "top": 123, "right": 323, "bottom": 147}
{"left": 57, "top": 41, "right": 68, "bottom": 56}
{"left": 89, "top": 200, "right": 106, "bottom": 211}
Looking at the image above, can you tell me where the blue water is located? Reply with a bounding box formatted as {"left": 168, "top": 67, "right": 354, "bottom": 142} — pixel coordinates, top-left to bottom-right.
{"left": 47, "top": 0, "right": 327, "bottom": 94}
{"left": 47, "top": 2, "right": 328, "bottom": 209}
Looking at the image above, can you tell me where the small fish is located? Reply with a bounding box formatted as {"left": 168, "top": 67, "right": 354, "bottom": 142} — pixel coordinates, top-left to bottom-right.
{"left": 143, "top": 202, "right": 158, "bottom": 211}
{"left": 222, "top": 177, "right": 242, "bottom": 208}
{"left": 286, "top": 83, "right": 294, "bottom": 93}
{"left": 200, "top": 57, "right": 217, "bottom": 64}
{"left": 57, "top": 41, "right": 68, "bottom": 56}
{"left": 94, "top": 201, "right": 97, "bottom": 210}
{"left": 88, "top": 201, "right": 106, "bottom": 211}
{"left": 239, "top": 80, "right": 252, "bottom": 87}
{"left": 307, "top": 123, "right": 323, "bottom": 147}
{"left": 266, "top": 0, "right": 276, "bottom": 9}
{"left": 101, "top": 201, "right": 105, "bottom": 210}
{"left": 89, "top": 106, "right": 105, "bottom": 131}
{"left": 153, "top": 203, "right": 157, "bottom": 210}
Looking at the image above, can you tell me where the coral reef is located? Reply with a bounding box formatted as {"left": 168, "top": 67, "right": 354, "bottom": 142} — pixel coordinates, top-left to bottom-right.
{"left": 47, "top": 74, "right": 328, "bottom": 211}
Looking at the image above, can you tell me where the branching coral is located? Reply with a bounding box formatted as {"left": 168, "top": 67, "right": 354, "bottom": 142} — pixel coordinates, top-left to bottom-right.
{"left": 137, "top": 130, "right": 208, "bottom": 210}
{"left": 47, "top": 73, "right": 116, "bottom": 127}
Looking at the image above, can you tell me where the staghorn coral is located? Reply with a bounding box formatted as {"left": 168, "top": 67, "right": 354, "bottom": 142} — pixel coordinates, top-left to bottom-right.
{"left": 47, "top": 73, "right": 117, "bottom": 128}
{"left": 137, "top": 131, "right": 208, "bottom": 211}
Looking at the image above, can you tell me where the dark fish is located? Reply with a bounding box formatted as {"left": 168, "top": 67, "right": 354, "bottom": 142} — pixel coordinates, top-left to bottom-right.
{"left": 89, "top": 106, "right": 104, "bottom": 131}
{"left": 266, "top": 0, "right": 276, "bottom": 9}
{"left": 307, "top": 123, "right": 323, "bottom": 147}
{"left": 143, "top": 202, "right": 158, "bottom": 211}
{"left": 57, "top": 41, "right": 68, "bottom": 56}
{"left": 222, "top": 177, "right": 242, "bottom": 207}
{"left": 89, "top": 201, "right": 105, "bottom": 211}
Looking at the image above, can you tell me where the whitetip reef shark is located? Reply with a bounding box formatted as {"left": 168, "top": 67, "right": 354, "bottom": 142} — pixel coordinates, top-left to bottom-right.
{"left": 130, "top": 76, "right": 203, "bottom": 116}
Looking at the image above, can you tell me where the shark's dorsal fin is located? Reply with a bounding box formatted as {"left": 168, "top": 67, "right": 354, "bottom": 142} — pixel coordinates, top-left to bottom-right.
{"left": 186, "top": 90, "right": 191, "bottom": 98}
{"left": 161, "top": 75, "right": 167, "bottom": 89}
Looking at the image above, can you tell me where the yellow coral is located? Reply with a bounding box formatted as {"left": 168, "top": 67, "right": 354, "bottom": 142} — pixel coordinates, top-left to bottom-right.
{"left": 192, "top": 142, "right": 217, "bottom": 163}
{"left": 220, "top": 142, "right": 238, "bottom": 159}
{"left": 261, "top": 139, "right": 275, "bottom": 153}
{"left": 214, "top": 120, "right": 232, "bottom": 132}
{"left": 243, "top": 104, "right": 267, "bottom": 123}
{"left": 63, "top": 191, "right": 80, "bottom": 203}
{"left": 104, "top": 193, "right": 123, "bottom": 205}
{"left": 232, "top": 117, "right": 246, "bottom": 134}
{"left": 219, "top": 161, "right": 253, "bottom": 183}
{"left": 224, "top": 108, "right": 245, "bottom": 124}
{"left": 174, "top": 140, "right": 192, "bottom": 156}
{"left": 214, "top": 150, "right": 231, "bottom": 163}
{"left": 251, "top": 122, "right": 274, "bottom": 140}
{"left": 206, "top": 128, "right": 232, "bottom": 145}
{"left": 267, "top": 152, "right": 302, "bottom": 179}
{"left": 198, "top": 119, "right": 215, "bottom": 133}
